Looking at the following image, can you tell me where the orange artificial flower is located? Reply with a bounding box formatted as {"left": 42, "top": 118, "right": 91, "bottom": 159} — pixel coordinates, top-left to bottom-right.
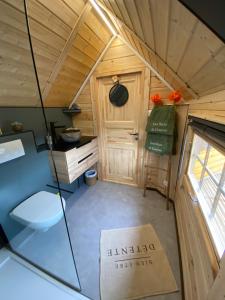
{"left": 168, "top": 90, "right": 182, "bottom": 103}
{"left": 151, "top": 93, "right": 162, "bottom": 105}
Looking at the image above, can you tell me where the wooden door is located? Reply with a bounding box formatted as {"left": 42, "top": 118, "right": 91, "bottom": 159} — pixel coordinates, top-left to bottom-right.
{"left": 96, "top": 72, "right": 146, "bottom": 186}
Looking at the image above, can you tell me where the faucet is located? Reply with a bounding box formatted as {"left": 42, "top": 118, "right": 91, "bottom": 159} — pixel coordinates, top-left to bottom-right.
{"left": 50, "top": 122, "right": 66, "bottom": 146}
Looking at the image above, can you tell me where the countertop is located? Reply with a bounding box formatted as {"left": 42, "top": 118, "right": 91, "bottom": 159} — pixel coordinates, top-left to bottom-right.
{"left": 51, "top": 136, "right": 97, "bottom": 152}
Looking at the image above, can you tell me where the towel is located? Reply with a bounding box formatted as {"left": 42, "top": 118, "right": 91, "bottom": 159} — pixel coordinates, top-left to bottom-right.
{"left": 146, "top": 105, "right": 176, "bottom": 135}
{"left": 145, "top": 106, "right": 177, "bottom": 155}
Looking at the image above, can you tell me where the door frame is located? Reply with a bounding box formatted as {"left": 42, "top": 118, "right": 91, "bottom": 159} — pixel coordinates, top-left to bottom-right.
{"left": 90, "top": 67, "right": 150, "bottom": 187}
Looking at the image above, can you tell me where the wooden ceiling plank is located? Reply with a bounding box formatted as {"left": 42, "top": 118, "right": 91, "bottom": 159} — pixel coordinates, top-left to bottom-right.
{"left": 189, "top": 90, "right": 225, "bottom": 104}
{"left": 188, "top": 60, "right": 225, "bottom": 95}
{"left": 51, "top": 79, "right": 86, "bottom": 93}
{"left": 69, "top": 46, "right": 95, "bottom": 67}
{"left": 28, "top": 0, "right": 71, "bottom": 40}
{"left": 64, "top": 55, "right": 91, "bottom": 75}
{"left": 185, "top": 44, "right": 224, "bottom": 85}
{"left": 123, "top": 0, "right": 144, "bottom": 40}
{"left": 199, "top": 84, "right": 225, "bottom": 98}
{"left": 135, "top": 0, "right": 155, "bottom": 50}
{"left": 0, "top": 70, "right": 40, "bottom": 86}
{"left": 115, "top": 0, "right": 134, "bottom": 30}
{"left": 69, "top": 35, "right": 116, "bottom": 108}
{"left": 140, "top": 44, "right": 153, "bottom": 67}
{"left": 31, "top": 38, "right": 60, "bottom": 61}
{"left": 0, "top": 39, "right": 34, "bottom": 65}
{"left": 122, "top": 27, "right": 138, "bottom": 54}
{"left": 73, "top": 34, "right": 101, "bottom": 61}
{"left": 85, "top": 9, "right": 112, "bottom": 44}
{"left": 3, "top": 0, "right": 24, "bottom": 11}
{"left": 101, "top": 0, "right": 115, "bottom": 13}
{"left": 56, "top": 74, "right": 86, "bottom": 86}
{"left": 177, "top": 21, "right": 223, "bottom": 82}
{"left": 130, "top": 32, "right": 145, "bottom": 58}
{"left": 29, "top": 19, "right": 65, "bottom": 50}
{"left": 78, "top": 24, "right": 105, "bottom": 51}
{"left": 0, "top": 20, "right": 31, "bottom": 51}
{"left": 108, "top": 0, "right": 124, "bottom": 20}
{"left": 166, "top": 0, "right": 197, "bottom": 72}
{"left": 42, "top": 2, "right": 92, "bottom": 101}
{"left": 149, "top": 0, "right": 170, "bottom": 63}
{"left": 58, "top": 67, "right": 86, "bottom": 81}
{"left": 36, "top": 0, "right": 78, "bottom": 28}
{"left": 97, "top": 0, "right": 197, "bottom": 98}
{"left": 0, "top": 1, "right": 27, "bottom": 33}
{"left": 0, "top": 7, "right": 62, "bottom": 63}
{"left": 62, "top": 0, "right": 86, "bottom": 16}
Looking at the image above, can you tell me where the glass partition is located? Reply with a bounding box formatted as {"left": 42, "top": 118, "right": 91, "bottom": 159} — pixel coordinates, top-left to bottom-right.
{"left": 0, "top": 0, "right": 80, "bottom": 290}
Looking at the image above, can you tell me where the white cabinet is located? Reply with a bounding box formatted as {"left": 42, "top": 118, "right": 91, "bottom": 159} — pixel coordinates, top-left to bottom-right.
{"left": 48, "top": 138, "right": 98, "bottom": 184}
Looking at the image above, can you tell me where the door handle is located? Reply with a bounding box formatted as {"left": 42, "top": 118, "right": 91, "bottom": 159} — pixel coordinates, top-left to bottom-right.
{"left": 129, "top": 132, "right": 139, "bottom": 140}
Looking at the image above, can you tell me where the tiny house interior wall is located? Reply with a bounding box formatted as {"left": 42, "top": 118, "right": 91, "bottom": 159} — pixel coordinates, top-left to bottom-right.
{"left": 0, "top": 108, "right": 72, "bottom": 144}
{"left": 0, "top": 109, "right": 80, "bottom": 240}
{"left": 72, "top": 37, "right": 189, "bottom": 197}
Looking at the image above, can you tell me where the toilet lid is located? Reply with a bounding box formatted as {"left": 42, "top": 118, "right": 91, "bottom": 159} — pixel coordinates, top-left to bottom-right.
{"left": 10, "top": 191, "right": 65, "bottom": 224}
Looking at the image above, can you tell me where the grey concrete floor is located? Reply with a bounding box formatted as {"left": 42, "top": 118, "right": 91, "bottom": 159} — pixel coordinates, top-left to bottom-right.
{"left": 11, "top": 215, "right": 80, "bottom": 289}
{"left": 65, "top": 181, "right": 182, "bottom": 300}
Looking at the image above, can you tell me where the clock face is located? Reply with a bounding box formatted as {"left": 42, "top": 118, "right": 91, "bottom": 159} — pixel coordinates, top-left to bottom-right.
{"left": 109, "top": 83, "right": 129, "bottom": 107}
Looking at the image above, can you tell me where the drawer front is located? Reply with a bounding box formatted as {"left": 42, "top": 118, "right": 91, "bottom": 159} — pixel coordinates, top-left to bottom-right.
{"left": 69, "top": 151, "right": 98, "bottom": 183}
{"left": 49, "top": 138, "right": 99, "bottom": 184}
{"left": 66, "top": 138, "right": 98, "bottom": 165}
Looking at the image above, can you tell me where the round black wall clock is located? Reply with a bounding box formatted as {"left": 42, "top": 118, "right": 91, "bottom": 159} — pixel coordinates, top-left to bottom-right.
{"left": 109, "top": 82, "right": 129, "bottom": 107}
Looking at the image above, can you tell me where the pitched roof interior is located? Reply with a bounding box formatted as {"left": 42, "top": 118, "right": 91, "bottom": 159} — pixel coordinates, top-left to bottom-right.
{"left": 0, "top": 0, "right": 225, "bottom": 107}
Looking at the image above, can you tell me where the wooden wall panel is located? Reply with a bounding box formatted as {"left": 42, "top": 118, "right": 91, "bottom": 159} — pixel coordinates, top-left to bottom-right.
{"left": 44, "top": 8, "right": 112, "bottom": 107}
{"left": 27, "top": 0, "right": 85, "bottom": 95}
{"left": 188, "top": 90, "right": 225, "bottom": 125}
{"left": 94, "top": 37, "right": 144, "bottom": 75}
{"left": 144, "top": 73, "right": 189, "bottom": 201}
{"left": 72, "top": 81, "right": 95, "bottom": 136}
{"left": 174, "top": 126, "right": 220, "bottom": 300}
{"left": 149, "top": 75, "right": 171, "bottom": 107}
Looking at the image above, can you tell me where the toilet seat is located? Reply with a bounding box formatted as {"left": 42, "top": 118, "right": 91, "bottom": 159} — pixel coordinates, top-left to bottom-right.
{"left": 10, "top": 191, "right": 66, "bottom": 231}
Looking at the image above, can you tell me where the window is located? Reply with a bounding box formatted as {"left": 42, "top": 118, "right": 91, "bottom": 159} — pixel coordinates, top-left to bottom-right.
{"left": 188, "top": 134, "right": 225, "bottom": 258}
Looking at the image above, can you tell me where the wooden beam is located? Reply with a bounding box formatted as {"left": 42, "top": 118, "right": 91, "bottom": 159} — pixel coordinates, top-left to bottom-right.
{"left": 42, "top": 2, "right": 92, "bottom": 101}
{"left": 96, "top": 0, "right": 198, "bottom": 99}
{"left": 69, "top": 35, "right": 116, "bottom": 108}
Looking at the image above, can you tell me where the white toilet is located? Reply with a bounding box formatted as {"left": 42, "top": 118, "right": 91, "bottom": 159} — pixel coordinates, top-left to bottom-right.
{"left": 10, "top": 191, "right": 66, "bottom": 232}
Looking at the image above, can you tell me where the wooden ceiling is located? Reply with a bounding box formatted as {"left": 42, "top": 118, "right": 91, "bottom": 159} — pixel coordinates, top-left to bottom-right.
{"left": 0, "top": 0, "right": 225, "bottom": 107}
{"left": 29, "top": 0, "right": 112, "bottom": 107}
{"left": 0, "top": 0, "right": 112, "bottom": 107}
{"left": 97, "top": 0, "right": 225, "bottom": 99}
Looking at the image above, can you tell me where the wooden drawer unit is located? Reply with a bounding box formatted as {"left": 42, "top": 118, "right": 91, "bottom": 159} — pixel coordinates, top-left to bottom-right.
{"left": 49, "top": 138, "right": 98, "bottom": 184}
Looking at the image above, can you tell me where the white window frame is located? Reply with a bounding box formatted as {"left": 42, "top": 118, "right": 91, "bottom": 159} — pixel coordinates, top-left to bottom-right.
{"left": 187, "top": 133, "right": 225, "bottom": 258}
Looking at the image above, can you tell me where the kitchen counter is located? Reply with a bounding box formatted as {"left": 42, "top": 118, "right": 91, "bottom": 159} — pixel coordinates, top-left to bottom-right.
{"left": 52, "top": 136, "right": 96, "bottom": 152}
